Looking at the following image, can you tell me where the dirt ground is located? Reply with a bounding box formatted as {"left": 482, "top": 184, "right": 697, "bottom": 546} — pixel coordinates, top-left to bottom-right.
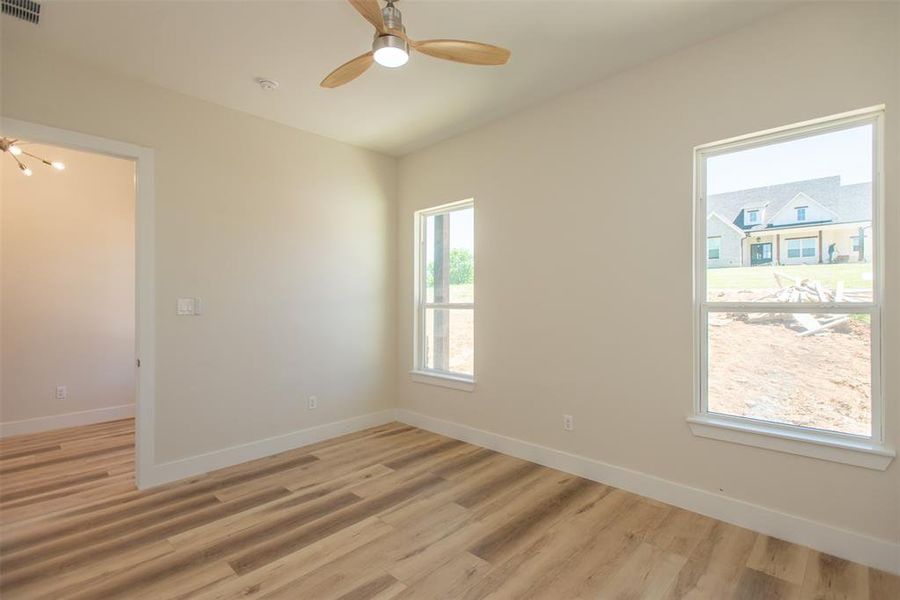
{"left": 424, "top": 308, "right": 474, "bottom": 376}
{"left": 708, "top": 316, "right": 871, "bottom": 436}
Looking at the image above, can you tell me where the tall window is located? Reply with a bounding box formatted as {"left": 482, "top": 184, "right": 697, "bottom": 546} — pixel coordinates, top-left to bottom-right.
{"left": 693, "top": 109, "right": 886, "bottom": 465}
{"left": 414, "top": 200, "right": 474, "bottom": 381}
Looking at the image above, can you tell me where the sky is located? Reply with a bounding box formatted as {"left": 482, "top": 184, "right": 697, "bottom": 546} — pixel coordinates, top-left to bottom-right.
{"left": 706, "top": 124, "right": 873, "bottom": 195}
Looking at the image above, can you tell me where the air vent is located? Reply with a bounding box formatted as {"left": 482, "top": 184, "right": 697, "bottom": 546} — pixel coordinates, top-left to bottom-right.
{"left": 2, "top": 0, "right": 41, "bottom": 24}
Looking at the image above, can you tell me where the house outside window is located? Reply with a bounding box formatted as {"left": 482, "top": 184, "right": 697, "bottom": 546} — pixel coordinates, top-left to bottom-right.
{"left": 413, "top": 200, "right": 475, "bottom": 386}
{"left": 787, "top": 237, "right": 816, "bottom": 258}
{"left": 707, "top": 237, "right": 721, "bottom": 260}
{"left": 747, "top": 209, "right": 759, "bottom": 224}
{"left": 693, "top": 107, "right": 889, "bottom": 470}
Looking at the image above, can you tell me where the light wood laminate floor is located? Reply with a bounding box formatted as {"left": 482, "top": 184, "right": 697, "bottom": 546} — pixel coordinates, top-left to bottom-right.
{"left": 0, "top": 419, "right": 897, "bottom": 599}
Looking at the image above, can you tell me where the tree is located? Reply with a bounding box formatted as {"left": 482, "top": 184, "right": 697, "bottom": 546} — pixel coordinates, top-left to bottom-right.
{"left": 427, "top": 248, "right": 474, "bottom": 286}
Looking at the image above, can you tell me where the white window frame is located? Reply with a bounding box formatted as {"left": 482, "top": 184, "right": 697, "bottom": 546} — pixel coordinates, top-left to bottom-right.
{"left": 796, "top": 206, "right": 807, "bottom": 221}
{"left": 411, "top": 199, "right": 475, "bottom": 391}
{"left": 691, "top": 107, "right": 893, "bottom": 470}
{"left": 747, "top": 209, "right": 759, "bottom": 224}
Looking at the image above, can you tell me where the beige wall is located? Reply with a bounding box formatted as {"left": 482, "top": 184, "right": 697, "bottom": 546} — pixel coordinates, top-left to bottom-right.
{"left": 397, "top": 2, "right": 900, "bottom": 544}
{"left": 1, "top": 145, "right": 135, "bottom": 423}
{"left": 1, "top": 42, "right": 397, "bottom": 462}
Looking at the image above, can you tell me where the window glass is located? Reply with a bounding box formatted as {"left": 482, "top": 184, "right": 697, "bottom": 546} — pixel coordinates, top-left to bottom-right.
{"left": 706, "top": 123, "right": 873, "bottom": 303}
{"left": 424, "top": 308, "right": 474, "bottom": 376}
{"left": 424, "top": 208, "right": 474, "bottom": 305}
{"left": 707, "top": 311, "right": 871, "bottom": 436}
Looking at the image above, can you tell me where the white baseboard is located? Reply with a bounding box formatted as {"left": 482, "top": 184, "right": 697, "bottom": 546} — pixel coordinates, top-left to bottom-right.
{"left": 395, "top": 409, "right": 900, "bottom": 575}
{"left": 0, "top": 404, "right": 135, "bottom": 438}
{"left": 140, "top": 409, "right": 397, "bottom": 489}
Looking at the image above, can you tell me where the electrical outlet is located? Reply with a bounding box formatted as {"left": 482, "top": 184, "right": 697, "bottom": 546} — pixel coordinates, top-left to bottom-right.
{"left": 56, "top": 385, "right": 68, "bottom": 400}
{"left": 307, "top": 396, "right": 318, "bottom": 410}
{"left": 563, "top": 414, "right": 574, "bottom": 431}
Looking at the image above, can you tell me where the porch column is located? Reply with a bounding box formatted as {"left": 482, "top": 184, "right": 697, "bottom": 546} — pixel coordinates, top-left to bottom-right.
{"left": 775, "top": 234, "right": 780, "bottom": 266}
{"left": 858, "top": 226, "right": 865, "bottom": 262}
{"left": 818, "top": 230, "right": 823, "bottom": 264}
{"left": 432, "top": 214, "right": 450, "bottom": 371}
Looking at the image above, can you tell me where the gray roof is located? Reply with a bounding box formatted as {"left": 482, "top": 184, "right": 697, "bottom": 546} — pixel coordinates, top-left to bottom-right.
{"left": 707, "top": 176, "right": 871, "bottom": 232}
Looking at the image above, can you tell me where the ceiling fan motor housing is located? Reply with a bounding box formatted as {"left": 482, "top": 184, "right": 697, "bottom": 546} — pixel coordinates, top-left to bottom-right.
{"left": 374, "top": 2, "right": 408, "bottom": 55}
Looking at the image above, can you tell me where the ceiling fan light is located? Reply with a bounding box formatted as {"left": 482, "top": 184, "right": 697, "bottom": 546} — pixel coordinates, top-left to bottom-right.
{"left": 51, "top": 161, "right": 66, "bottom": 171}
{"left": 373, "top": 35, "right": 409, "bottom": 68}
{"left": 9, "top": 144, "right": 22, "bottom": 156}
{"left": 21, "top": 165, "right": 33, "bottom": 176}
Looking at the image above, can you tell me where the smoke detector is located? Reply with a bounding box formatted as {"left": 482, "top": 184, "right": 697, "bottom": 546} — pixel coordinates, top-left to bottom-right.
{"left": 255, "top": 78, "right": 279, "bottom": 91}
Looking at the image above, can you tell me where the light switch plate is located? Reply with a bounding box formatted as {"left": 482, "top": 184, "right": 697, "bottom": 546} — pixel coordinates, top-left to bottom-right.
{"left": 176, "top": 297, "right": 196, "bottom": 316}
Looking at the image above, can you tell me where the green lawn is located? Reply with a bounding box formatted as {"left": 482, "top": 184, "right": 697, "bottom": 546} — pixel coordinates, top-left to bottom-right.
{"left": 708, "top": 263, "right": 872, "bottom": 291}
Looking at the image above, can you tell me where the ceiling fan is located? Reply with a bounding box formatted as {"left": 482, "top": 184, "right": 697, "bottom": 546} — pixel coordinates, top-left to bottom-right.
{"left": 321, "top": 0, "right": 511, "bottom": 88}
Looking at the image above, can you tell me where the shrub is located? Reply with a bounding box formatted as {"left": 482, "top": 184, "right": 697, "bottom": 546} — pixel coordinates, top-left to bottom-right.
{"left": 427, "top": 248, "right": 474, "bottom": 286}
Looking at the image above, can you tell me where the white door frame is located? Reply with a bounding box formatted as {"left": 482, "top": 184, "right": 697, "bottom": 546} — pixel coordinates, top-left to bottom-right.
{"left": 1, "top": 117, "right": 156, "bottom": 489}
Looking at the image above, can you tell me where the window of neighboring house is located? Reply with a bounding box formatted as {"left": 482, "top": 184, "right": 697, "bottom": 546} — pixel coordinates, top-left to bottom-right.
{"left": 707, "top": 237, "right": 721, "bottom": 260}
{"left": 796, "top": 206, "right": 807, "bottom": 221}
{"left": 694, "top": 108, "right": 889, "bottom": 469}
{"left": 852, "top": 235, "right": 861, "bottom": 252}
{"left": 413, "top": 200, "right": 475, "bottom": 385}
{"left": 747, "top": 210, "right": 759, "bottom": 224}
{"left": 787, "top": 237, "right": 816, "bottom": 259}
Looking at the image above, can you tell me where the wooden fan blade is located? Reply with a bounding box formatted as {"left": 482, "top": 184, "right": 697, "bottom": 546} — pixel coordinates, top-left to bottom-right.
{"left": 410, "top": 39, "right": 510, "bottom": 66}
{"left": 348, "top": 0, "right": 385, "bottom": 32}
{"left": 320, "top": 52, "right": 374, "bottom": 88}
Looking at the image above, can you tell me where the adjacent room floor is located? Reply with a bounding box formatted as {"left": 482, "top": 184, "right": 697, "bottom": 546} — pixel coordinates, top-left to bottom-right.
{"left": 0, "top": 420, "right": 897, "bottom": 599}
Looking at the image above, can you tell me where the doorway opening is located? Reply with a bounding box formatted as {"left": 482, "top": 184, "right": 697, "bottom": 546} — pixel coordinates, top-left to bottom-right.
{"left": 0, "top": 119, "right": 155, "bottom": 489}
{"left": 750, "top": 242, "right": 773, "bottom": 266}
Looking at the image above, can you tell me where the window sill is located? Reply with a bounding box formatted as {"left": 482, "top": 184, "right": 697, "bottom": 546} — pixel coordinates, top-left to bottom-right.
{"left": 410, "top": 370, "right": 475, "bottom": 392}
{"left": 687, "top": 415, "right": 895, "bottom": 470}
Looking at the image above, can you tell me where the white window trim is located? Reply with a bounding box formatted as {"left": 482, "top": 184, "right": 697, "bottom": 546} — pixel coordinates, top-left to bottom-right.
{"left": 413, "top": 198, "right": 475, "bottom": 389}
{"left": 692, "top": 106, "right": 893, "bottom": 469}
{"left": 687, "top": 414, "right": 894, "bottom": 470}
{"left": 410, "top": 370, "right": 476, "bottom": 392}
{"left": 747, "top": 210, "right": 759, "bottom": 223}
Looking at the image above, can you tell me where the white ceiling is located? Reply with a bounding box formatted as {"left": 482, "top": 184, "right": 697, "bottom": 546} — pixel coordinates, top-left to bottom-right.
{"left": 2, "top": 1, "right": 790, "bottom": 155}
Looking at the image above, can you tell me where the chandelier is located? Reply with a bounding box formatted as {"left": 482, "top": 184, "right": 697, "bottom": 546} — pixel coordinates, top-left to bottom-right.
{"left": 1, "top": 137, "right": 65, "bottom": 176}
